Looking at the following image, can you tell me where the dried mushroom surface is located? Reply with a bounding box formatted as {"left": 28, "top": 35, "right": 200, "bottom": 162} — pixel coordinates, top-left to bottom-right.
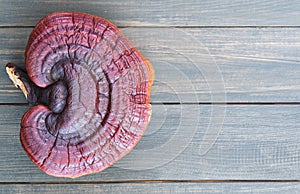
{"left": 6, "top": 12, "right": 154, "bottom": 178}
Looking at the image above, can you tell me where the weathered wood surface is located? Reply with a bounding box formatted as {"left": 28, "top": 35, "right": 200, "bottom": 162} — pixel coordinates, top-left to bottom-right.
{"left": 1, "top": 0, "right": 300, "bottom": 27}
{"left": 1, "top": 104, "right": 300, "bottom": 182}
{"left": 2, "top": 28, "right": 300, "bottom": 103}
{"left": 1, "top": 0, "right": 300, "bottom": 193}
{"left": 1, "top": 182, "right": 300, "bottom": 194}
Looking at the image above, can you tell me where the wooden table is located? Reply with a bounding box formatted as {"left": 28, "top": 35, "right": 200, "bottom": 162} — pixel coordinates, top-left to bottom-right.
{"left": 1, "top": 0, "right": 300, "bottom": 193}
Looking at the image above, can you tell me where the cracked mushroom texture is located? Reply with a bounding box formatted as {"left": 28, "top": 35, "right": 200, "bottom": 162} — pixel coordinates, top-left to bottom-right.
{"left": 6, "top": 12, "right": 154, "bottom": 178}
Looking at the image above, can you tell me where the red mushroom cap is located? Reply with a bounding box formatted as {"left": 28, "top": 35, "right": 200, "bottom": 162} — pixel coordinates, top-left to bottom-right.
{"left": 19, "top": 12, "right": 154, "bottom": 178}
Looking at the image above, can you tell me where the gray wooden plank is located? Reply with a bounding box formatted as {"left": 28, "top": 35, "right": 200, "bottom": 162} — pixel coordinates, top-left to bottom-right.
{"left": 1, "top": 182, "right": 300, "bottom": 194}
{"left": 1, "top": 0, "right": 300, "bottom": 26}
{"left": 1, "top": 104, "right": 300, "bottom": 181}
{"left": 0, "top": 29, "right": 27, "bottom": 103}
{"left": 2, "top": 28, "right": 300, "bottom": 103}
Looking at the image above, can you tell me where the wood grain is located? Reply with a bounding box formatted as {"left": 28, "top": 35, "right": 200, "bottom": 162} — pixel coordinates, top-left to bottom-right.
{"left": 1, "top": 104, "right": 300, "bottom": 181}
{"left": 1, "top": 0, "right": 300, "bottom": 27}
{"left": 2, "top": 28, "right": 300, "bottom": 103}
{"left": 1, "top": 0, "right": 299, "bottom": 192}
{"left": 1, "top": 182, "right": 300, "bottom": 194}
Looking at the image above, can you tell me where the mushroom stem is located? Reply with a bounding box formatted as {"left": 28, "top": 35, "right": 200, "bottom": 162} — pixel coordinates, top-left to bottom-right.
{"left": 6, "top": 63, "right": 30, "bottom": 98}
{"left": 6, "top": 63, "right": 68, "bottom": 113}
{"left": 5, "top": 63, "right": 38, "bottom": 105}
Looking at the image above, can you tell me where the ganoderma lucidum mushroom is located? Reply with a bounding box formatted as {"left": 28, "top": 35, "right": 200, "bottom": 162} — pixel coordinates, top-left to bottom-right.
{"left": 5, "top": 12, "right": 154, "bottom": 178}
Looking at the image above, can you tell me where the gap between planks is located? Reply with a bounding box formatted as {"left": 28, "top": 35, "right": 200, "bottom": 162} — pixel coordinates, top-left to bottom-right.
{"left": 3, "top": 102, "right": 300, "bottom": 106}
{"left": 4, "top": 26, "right": 300, "bottom": 29}
{"left": 1, "top": 180, "right": 300, "bottom": 185}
